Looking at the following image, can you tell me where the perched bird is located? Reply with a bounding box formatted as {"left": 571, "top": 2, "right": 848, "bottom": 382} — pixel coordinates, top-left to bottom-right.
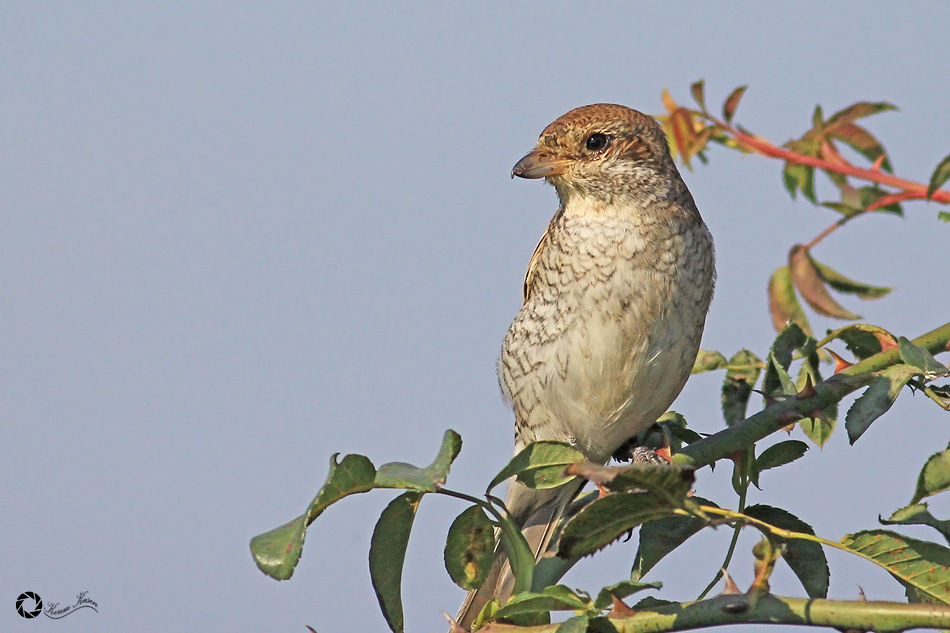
{"left": 454, "top": 104, "right": 715, "bottom": 628}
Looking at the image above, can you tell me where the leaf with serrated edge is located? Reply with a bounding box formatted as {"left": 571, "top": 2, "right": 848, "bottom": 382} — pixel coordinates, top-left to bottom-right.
{"left": 370, "top": 491, "right": 423, "bottom": 633}
{"left": 763, "top": 322, "right": 808, "bottom": 397}
{"left": 757, "top": 440, "right": 809, "bottom": 472}
{"left": 557, "top": 491, "right": 682, "bottom": 559}
{"left": 765, "top": 353, "right": 797, "bottom": 398}
{"left": 250, "top": 453, "right": 376, "bottom": 580}
{"left": 444, "top": 505, "right": 495, "bottom": 590}
{"left": 912, "top": 443, "right": 950, "bottom": 504}
{"left": 842, "top": 529, "right": 950, "bottom": 605}
{"left": 845, "top": 365, "right": 917, "bottom": 444}
{"left": 808, "top": 254, "right": 892, "bottom": 299}
{"left": 882, "top": 503, "right": 950, "bottom": 546}
{"left": 632, "top": 497, "right": 717, "bottom": 581}
{"left": 722, "top": 85, "right": 747, "bottom": 123}
{"left": 746, "top": 505, "right": 829, "bottom": 598}
{"left": 722, "top": 349, "right": 762, "bottom": 426}
{"left": 800, "top": 416, "right": 835, "bottom": 448}
{"left": 822, "top": 324, "right": 897, "bottom": 360}
{"left": 486, "top": 441, "right": 585, "bottom": 493}
{"left": 768, "top": 266, "right": 812, "bottom": 334}
{"left": 789, "top": 245, "right": 860, "bottom": 319}
{"left": 898, "top": 337, "right": 950, "bottom": 380}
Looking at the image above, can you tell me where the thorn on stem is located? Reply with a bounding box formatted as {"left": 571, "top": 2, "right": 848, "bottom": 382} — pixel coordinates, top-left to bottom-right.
{"left": 826, "top": 348, "right": 853, "bottom": 374}
{"left": 797, "top": 374, "right": 817, "bottom": 399}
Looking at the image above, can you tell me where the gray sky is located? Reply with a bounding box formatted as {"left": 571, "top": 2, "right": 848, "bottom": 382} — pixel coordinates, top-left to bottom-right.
{"left": 3, "top": 3, "right": 949, "bottom": 632}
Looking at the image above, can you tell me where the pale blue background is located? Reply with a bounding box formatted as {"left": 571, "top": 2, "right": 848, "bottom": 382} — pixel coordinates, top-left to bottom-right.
{"left": 3, "top": 3, "right": 949, "bottom": 632}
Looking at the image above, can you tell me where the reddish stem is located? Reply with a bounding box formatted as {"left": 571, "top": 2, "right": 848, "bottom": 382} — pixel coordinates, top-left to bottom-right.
{"left": 729, "top": 129, "right": 950, "bottom": 205}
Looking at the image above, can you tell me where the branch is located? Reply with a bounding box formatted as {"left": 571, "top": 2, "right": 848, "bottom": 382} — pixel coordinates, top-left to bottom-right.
{"left": 479, "top": 594, "right": 950, "bottom": 633}
{"left": 674, "top": 320, "right": 950, "bottom": 470}
{"left": 697, "top": 114, "right": 950, "bottom": 207}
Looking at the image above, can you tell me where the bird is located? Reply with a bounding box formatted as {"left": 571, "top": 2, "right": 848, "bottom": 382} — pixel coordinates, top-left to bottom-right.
{"left": 453, "top": 104, "right": 716, "bottom": 629}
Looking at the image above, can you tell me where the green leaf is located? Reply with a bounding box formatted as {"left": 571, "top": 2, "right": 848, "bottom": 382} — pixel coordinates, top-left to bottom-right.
{"left": 763, "top": 322, "right": 808, "bottom": 397}
{"left": 566, "top": 462, "right": 695, "bottom": 497}
{"left": 899, "top": 336, "right": 950, "bottom": 380}
{"left": 554, "top": 615, "right": 590, "bottom": 633}
{"left": 250, "top": 453, "right": 376, "bottom": 580}
{"left": 494, "top": 585, "right": 590, "bottom": 619}
{"left": 375, "top": 429, "right": 462, "bottom": 491}
{"left": 692, "top": 349, "right": 728, "bottom": 374}
{"left": 631, "top": 496, "right": 717, "bottom": 581}
{"left": 486, "top": 441, "right": 585, "bottom": 493}
{"left": 912, "top": 443, "right": 950, "bottom": 504}
{"left": 768, "top": 266, "right": 811, "bottom": 335}
{"left": 825, "top": 101, "right": 897, "bottom": 128}
{"left": 822, "top": 324, "right": 898, "bottom": 360}
{"left": 756, "top": 440, "right": 809, "bottom": 472}
{"left": 249, "top": 514, "right": 308, "bottom": 582}
{"left": 820, "top": 201, "right": 864, "bottom": 218}
{"left": 722, "top": 349, "right": 763, "bottom": 426}
{"left": 858, "top": 185, "right": 903, "bottom": 215}
{"left": 882, "top": 503, "right": 950, "bottom": 545}
{"left": 722, "top": 85, "right": 747, "bottom": 123}
{"left": 495, "top": 506, "right": 535, "bottom": 594}
{"left": 444, "top": 505, "right": 496, "bottom": 590}
{"left": 370, "top": 491, "right": 423, "bottom": 633}
{"left": 930, "top": 153, "right": 950, "bottom": 199}
{"left": 842, "top": 529, "right": 950, "bottom": 605}
{"left": 594, "top": 580, "right": 662, "bottom": 610}
{"left": 808, "top": 254, "right": 892, "bottom": 299}
{"left": 783, "top": 162, "right": 817, "bottom": 203}
{"left": 939, "top": 210, "right": 950, "bottom": 223}
{"left": 799, "top": 415, "right": 836, "bottom": 449}
{"left": 557, "top": 487, "right": 695, "bottom": 559}
{"left": 690, "top": 79, "right": 706, "bottom": 111}
{"left": 845, "top": 365, "right": 918, "bottom": 444}
{"left": 655, "top": 411, "right": 703, "bottom": 450}
{"left": 745, "top": 505, "right": 829, "bottom": 598}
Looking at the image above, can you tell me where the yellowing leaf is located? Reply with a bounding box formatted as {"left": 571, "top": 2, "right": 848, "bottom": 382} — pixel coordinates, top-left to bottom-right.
{"left": 788, "top": 245, "right": 860, "bottom": 320}
{"left": 768, "top": 266, "right": 811, "bottom": 334}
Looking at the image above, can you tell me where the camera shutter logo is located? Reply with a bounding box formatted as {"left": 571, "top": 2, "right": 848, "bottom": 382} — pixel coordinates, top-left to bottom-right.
{"left": 16, "top": 592, "right": 43, "bottom": 619}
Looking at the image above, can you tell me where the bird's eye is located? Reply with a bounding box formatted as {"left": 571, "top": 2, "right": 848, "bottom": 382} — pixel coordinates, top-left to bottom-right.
{"left": 584, "top": 133, "right": 610, "bottom": 152}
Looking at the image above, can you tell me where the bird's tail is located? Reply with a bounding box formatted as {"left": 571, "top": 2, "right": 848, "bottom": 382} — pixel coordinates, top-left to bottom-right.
{"left": 452, "top": 479, "right": 584, "bottom": 630}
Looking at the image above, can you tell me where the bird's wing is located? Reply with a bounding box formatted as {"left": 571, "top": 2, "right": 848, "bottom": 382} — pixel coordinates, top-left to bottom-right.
{"left": 522, "top": 208, "right": 563, "bottom": 303}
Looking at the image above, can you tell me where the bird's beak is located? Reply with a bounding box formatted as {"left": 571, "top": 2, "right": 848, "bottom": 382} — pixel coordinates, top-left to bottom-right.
{"left": 511, "top": 149, "right": 570, "bottom": 179}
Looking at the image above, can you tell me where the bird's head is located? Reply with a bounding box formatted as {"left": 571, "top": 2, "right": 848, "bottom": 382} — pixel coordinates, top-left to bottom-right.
{"left": 511, "top": 104, "right": 680, "bottom": 208}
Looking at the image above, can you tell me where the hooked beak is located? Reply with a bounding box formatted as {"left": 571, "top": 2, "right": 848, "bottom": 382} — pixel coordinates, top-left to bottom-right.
{"left": 511, "top": 149, "right": 570, "bottom": 179}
